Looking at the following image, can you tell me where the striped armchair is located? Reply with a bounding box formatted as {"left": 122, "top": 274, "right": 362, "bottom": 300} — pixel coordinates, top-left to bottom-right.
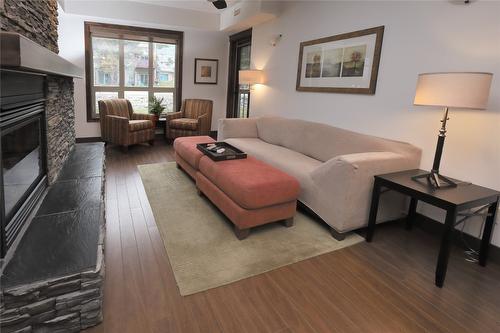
{"left": 165, "top": 99, "right": 213, "bottom": 140}
{"left": 98, "top": 99, "right": 155, "bottom": 152}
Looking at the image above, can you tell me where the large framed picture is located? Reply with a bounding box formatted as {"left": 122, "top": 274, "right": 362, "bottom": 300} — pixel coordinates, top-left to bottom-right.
{"left": 195, "top": 58, "right": 218, "bottom": 84}
{"left": 296, "top": 26, "right": 384, "bottom": 94}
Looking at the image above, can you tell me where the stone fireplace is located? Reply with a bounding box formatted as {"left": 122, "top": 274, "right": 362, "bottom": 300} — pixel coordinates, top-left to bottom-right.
{"left": 1, "top": 2, "right": 106, "bottom": 331}
{"left": 1, "top": 0, "right": 78, "bottom": 258}
{"left": 1, "top": 0, "right": 76, "bottom": 184}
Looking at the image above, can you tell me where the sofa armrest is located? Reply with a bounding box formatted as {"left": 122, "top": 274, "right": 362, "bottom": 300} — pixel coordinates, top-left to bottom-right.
{"left": 197, "top": 113, "right": 211, "bottom": 135}
{"left": 131, "top": 113, "right": 155, "bottom": 121}
{"left": 310, "top": 152, "right": 419, "bottom": 231}
{"left": 103, "top": 115, "right": 129, "bottom": 145}
{"left": 312, "top": 152, "right": 417, "bottom": 188}
{"left": 217, "top": 118, "right": 258, "bottom": 141}
{"left": 105, "top": 115, "right": 129, "bottom": 126}
{"left": 164, "top": 111, "right": 183, "bottom": 139}
{"left": 165, "top": 111, "right": 183, "bottom": 122}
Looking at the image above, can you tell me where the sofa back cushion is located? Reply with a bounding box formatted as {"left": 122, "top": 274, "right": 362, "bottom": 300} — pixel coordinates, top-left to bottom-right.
{"left": 256, "top": 117, "right": 419, "bottom": 162}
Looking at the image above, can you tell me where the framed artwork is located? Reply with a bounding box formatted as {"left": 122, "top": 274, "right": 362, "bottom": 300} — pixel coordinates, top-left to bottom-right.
{"left": 194, "top": 58, "right": 218, "bottom": 84}
{"left": 296, "top": 26, "right": 384, "bottom": 94}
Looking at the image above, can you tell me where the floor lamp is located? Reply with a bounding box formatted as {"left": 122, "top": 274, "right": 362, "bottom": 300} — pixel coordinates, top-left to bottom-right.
{"left": 413, "top": 72, "right": 493, "bottom": 188}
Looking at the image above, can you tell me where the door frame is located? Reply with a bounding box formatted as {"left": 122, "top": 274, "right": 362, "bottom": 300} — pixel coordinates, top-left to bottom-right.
{"left": 226, "top": 28, "right": 252, "bottom": 118}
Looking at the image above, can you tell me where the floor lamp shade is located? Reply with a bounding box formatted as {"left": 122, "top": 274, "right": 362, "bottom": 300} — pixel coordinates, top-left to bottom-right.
{"left": 239, "top": 70, "right": 265, "bottom": 85}
{"left": 414, "top": 72, "right": 493, "bottom": 109}
{"left": 412, "top": 72, "right": 493, "bottom": 188}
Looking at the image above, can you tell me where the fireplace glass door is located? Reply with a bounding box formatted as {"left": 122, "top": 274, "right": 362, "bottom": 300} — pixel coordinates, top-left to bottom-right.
{"left": 2, "top": 114, "right": 45, "bottom": 224}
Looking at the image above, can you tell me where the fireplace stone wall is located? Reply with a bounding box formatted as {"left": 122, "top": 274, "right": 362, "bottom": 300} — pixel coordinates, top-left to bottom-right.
{"left": 0, "top": 0, "right": 59, "bottom": 53}
{"left": 1, "top": 0, "right": 76, "bottom": 184}
{"left": 46, "top": 76, "right": 76, "bottom": 183}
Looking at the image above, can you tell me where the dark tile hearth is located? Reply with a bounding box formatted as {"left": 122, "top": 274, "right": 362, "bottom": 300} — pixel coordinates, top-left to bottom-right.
{"left": 2, "top": 208, "right": 100, "bottom": 288}
{"left": 57, "top": 143, "right": 105, "bottom": 181}
{"left": 0, "top": 143, "right": 105, "bottom": 332}
{"left": 35, "top": 178, "right": 102, "bottom": 217}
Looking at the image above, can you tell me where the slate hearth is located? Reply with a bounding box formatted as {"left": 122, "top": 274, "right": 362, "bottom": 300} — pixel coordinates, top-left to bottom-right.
{"left": 0, "top": 143, "right": 105, "bottom": 332}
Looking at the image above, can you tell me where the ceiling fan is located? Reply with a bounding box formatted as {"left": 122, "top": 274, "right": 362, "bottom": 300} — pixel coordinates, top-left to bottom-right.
{"left": 207, "top": 0, "right": 227, "bottom": 10}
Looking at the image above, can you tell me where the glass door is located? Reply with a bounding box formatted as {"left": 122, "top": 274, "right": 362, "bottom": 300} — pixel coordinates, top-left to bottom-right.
{"left": 236, "top": 44, "right": 251, "bottom": 118}
{"left": 1, "top": 114, "right": 45, "bottom": 223}
{"left": 227, "top": 29, "right": 252, "bottom": 118}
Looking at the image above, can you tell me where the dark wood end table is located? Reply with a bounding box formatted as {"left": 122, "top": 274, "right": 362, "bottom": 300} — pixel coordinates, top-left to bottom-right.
{"left": 366, "top": 169, "right": 499, "bottom": 287}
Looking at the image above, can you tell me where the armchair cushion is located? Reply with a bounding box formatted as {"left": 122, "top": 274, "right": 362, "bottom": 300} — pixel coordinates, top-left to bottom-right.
{"left": 131, "top": 113, "right": 156, "bottom": 121}
{"left": 129, "top": 119, "right": 154, "bottom": 132}
{"left": 169, "top": 118, "right": 198, "bottom": 131}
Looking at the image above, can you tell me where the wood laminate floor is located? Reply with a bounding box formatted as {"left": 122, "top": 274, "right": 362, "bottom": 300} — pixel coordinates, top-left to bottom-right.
{"left": 86, "top": 138, "right": 500, "bottom": 333}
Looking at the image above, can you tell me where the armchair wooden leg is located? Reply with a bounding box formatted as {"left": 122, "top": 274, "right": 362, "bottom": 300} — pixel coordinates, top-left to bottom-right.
{"left": 149, "top": 139, "right": 155, "bottom": 146}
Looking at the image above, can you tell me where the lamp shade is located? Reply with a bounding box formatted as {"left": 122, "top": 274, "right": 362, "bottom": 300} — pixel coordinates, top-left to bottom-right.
{"left": 239, "top": 70, "right": 265, "bottom": 85}
{"left": 414, "top": 72, "right": 493, "bottom": 109}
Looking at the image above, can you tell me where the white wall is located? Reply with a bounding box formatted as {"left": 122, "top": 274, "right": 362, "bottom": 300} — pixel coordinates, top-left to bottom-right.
{"left": 58, "top": 5, "right": 229, "bottom": 137}
{"left": 250, "top": 1, "right": 500, "bottom": 245}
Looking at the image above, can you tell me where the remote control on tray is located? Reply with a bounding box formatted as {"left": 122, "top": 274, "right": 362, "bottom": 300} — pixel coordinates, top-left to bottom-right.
{"left": 197, "top": 142, "right": 247, "bottom": 161}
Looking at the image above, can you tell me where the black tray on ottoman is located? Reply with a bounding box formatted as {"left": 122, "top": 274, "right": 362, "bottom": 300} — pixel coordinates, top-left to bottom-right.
{"left": 197, "top": 142, "right": 247, "bottom": 161}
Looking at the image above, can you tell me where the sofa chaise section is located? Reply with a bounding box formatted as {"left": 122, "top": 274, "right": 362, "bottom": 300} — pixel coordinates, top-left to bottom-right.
{"left": 218, "top": 117, "right": 421, "bottom": 240}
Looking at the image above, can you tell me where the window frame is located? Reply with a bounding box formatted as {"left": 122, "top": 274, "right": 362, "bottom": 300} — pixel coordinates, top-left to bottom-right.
{"left": 84, "top": 22, "right": 183, "bottom": 122}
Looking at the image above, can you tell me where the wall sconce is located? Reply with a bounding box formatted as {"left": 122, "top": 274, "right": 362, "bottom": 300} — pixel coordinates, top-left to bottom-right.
{"left": 239, "top": 70, "right": 265, "bottom": 88}
{"left": 270, "top": 34, "right": 282, "bottom": 47}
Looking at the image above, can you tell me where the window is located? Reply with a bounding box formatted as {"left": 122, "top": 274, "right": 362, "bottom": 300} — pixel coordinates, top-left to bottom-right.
{"left": 85, "top": 22, "right": 183, "bottom": 121}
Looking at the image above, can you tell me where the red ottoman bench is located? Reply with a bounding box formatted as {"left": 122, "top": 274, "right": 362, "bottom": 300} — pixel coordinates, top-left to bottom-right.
{"left": 196, "top": 156, "right": 300, "bottom": 240}
{"left": 173, "top": 136, "right": 215, "bottom": 178}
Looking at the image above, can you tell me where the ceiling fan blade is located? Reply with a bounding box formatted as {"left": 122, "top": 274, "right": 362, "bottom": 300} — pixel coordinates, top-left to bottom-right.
{"left": 212, "top": 0, "right": 227, "bottom": 9}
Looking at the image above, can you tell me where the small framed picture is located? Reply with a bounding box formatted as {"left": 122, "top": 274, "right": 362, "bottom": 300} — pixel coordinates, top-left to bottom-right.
{"left": 195, "top": 58, "right": 218, "bottom": 84}
{"left": 296, "top": 26, "right": 384, "bottom": 94}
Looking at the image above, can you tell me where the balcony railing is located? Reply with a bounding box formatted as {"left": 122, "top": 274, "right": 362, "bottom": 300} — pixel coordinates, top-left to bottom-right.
{"left": 238, "top": 89, "right": 250, "bottom": 118}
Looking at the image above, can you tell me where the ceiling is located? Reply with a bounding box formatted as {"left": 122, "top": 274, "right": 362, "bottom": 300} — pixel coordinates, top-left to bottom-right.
{"left": 134, "top": 0, "right": 237, "bottom": 13}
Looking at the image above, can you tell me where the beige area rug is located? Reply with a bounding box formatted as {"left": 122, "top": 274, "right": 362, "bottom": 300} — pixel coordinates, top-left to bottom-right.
{"left": 138, "top": 162, "right": 363, "bottom": 296}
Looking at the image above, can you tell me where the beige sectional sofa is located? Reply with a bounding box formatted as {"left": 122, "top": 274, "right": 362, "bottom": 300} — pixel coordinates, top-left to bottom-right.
{"left": 218, "top": 117, "right": 422, "bottom": 239}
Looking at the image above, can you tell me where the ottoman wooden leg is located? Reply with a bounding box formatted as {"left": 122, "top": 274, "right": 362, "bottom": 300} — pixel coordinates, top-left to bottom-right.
{"left": 283, "top": 217, "right": 294, "bottom": 228}
{"left": 234, "top": 226, "right": 250, "bottom": 240}
{"left": 176, "top": 163, "right": 181, "bottom": 169}
{"left": 196, "top": 187, "right": 203, "bottom": 197}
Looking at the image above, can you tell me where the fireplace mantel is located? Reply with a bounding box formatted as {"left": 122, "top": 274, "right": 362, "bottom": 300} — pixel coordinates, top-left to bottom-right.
{"left": 0, "top": 32, "right": 83, "bottom": 78}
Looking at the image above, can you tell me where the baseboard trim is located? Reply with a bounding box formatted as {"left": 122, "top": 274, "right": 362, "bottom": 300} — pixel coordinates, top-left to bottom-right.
{"left": 76, "top": 137, "right": 102, "bottom": 143}
{"left": 414, "top": 213, "right": 500, "bottom": 265}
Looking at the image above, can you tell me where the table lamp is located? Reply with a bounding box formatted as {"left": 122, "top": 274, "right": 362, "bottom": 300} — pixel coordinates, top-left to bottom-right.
{"left": 413, "top": 72, "right": 493, "bottom": 188}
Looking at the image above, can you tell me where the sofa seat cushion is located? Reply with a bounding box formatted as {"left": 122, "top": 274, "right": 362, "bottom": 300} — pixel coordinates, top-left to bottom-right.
{"left": 128, "top": 119, "right": 153, "bottom": 132}
{"left": 224, "top": 138, "right": 322, "bottom": 187}
{"left": 170, "top": 118, "right": 198, "bottom": 131}
{"left": 198, "top": 156, "right": 300, "bottom": 210}
{"left": 173, "top": 136, "right": 215, "bottom": 169}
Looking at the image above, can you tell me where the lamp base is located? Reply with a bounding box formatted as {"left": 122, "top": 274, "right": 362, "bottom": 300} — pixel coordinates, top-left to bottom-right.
{"left": 412, "top": 170, "right": 458, "bottom": 189}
